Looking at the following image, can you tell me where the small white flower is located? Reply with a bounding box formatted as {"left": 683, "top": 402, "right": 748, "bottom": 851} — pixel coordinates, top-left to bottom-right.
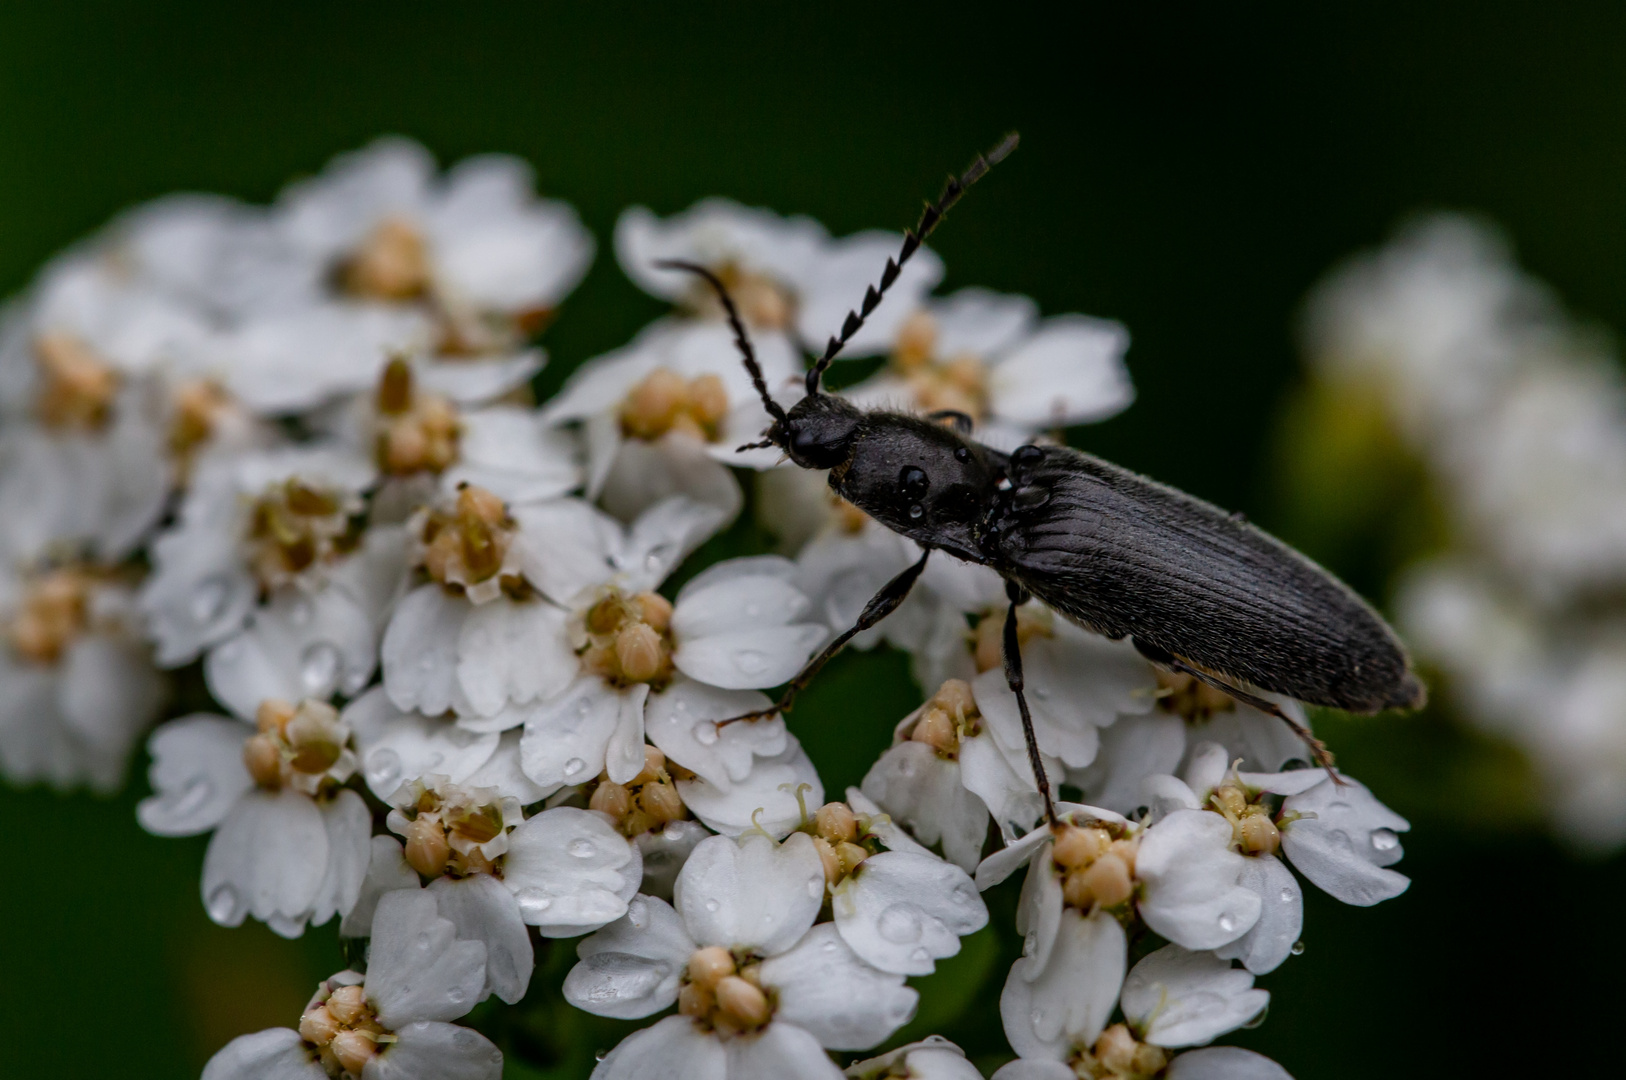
{"left": 842, "top": 287, "right": 1133, "bottom": 449}
{"left": 542, "top": 318, "right": 803, "bottom": 523}
{"left": 676, "top": 735, "right": 825, "bottom": 838}
{"left": 1135, "top": 808, "right": 1261, "bottom": 952}
{"left": 615, "top": 197, "right": 943, "bottom": 359}
{"left": 0, "top": 566, "right": 165, "bottom": 792}
{"left": 138, "top": 700, "right": 369, "bottom": 937}
{"left": 201, "top": 889, "right": 502, "bottom": 1080}
{"left": 567, "top": 832, "right": 918, "bottom": 1079}
{"left": 1120, "top": 945, "right": 1269, "bottom": 1048}
{"left": 344, "top": 687, "right": 502, "bottom": 801}
{"left": 140, "top": 444, "right": 377, "bottom": 665}
{"left": 845, "top": 1036, "right": 983, "bottom": 1080}
{"left": 1276, "top": 771, "right": 1410, "bottom": 907}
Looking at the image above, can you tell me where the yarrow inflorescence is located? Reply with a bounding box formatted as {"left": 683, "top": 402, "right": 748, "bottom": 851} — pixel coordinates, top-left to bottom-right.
{"left": 0, "top": 136, "right": 1415, "bottom": 1079}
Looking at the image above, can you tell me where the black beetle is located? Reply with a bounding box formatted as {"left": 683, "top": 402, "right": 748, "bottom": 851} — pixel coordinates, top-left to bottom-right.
{"left": 659, "top": 134, "right": 1424, "bottom": 822}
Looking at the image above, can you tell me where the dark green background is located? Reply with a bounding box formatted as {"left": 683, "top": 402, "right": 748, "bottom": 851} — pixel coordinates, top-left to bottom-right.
{"left": 2, "top": 4, "right": 1621, "bottom": 1077}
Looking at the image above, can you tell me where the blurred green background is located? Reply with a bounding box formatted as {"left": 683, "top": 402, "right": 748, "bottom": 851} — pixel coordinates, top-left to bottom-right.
{"left": 3, "top": 3, "right": 1623, "bottom": 1077}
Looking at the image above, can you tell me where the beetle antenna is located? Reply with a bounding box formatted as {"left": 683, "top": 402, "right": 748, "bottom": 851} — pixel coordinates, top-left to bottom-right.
{"left": 804, "top": 131, "right": 1020, "bottom": 397}
{"left": 653, "top": 258, "right": 788, "bottom": 426}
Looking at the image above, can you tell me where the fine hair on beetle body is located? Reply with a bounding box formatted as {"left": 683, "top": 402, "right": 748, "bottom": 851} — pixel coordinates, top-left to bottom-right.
{"left": 656, "top": 132, "right": 1424, "bottom": 825}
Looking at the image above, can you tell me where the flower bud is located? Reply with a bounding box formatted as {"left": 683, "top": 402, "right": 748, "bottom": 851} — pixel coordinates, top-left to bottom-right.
{"left": 634, "top": 591, "right": 673, "bottom": 632}
{"left": 403, "top": 816, "right": 450, "bottom": 878}
{"left": 931, "top": 678, "right": 976, "bottom": 719}
{"left": 909, "top": 707, "right": 956, "bottom": 752}
{"left": 1212, "top": 785, "right": 1247, "bottom": 817}
{"left": 678, "top": 981, "right": 714, "bottom": 1018}
{"left": 835, "top": 841, "right": 869, "bottom": 876}
{"left": 687, "top": 946, "right": 735, "bottom": 989}
{"left": 343, "top": 219, "right": 428, "bottom": 301}
{"left": 973, "top": 616, "right": 1004, "bottom": 673}
{"left": 589, "top": 781, "right": 632, "bottom": 820}
{"left": 384, "top": 422, "right": 429, "bottom": 474}
{"left": 256, "top": 699, "right": 296, "bottom": 735}
{"left": 242, "top": 734, "right": 284, "bottom": 789}
{"left": 1094, "top": 1024, "right": 1138, "bottom": 1073}
{"left": 1051, "top": 825, "right": 1110, "bottom": 869}
{"left": 285, "top": 702, "right": 343, "bottom": 775}
{"left": 615, "top": 622, "right": 666, "bottom": 683}
{"left": 813, "top": 802, "right": 858, "bottom": 843}
{"left": 325, "top": 985, "right": 368, "bottom": 1026}
{"left": 1061, "top": 868, "right": 1096, "bottom": 909}
{"left": 638, "top": 780, "right": 684, "bottom": 825}
{"left": 812, "top": 836, "right": 842, "bottom": 886}
{"left": 298, "top": 1004, "right": 339, "bottom": 1046}
{"left": 620, "top": 369, "right": 686, "bottom": 439}
{"left": 687, "top": 374, "right": 729, "bottom": 426}
{"left": 1078, "top": 852, "right": 1134, "bottom": 908}
{"left": 894, "top": 310, "right": 938, "bottom": 371}
{"left": 376, "top": 357, "right": 414, "bottom": 415}
{"left": 1237, "top": 813, "right": 1281, "bottom": 856}
{"left": 714, "top": 975, "right": 770, "bottom": 1028}
{"left": 330, "top": 1029, "right": 379, "bottom": 1075}
{"left": 632, "top": 744, "right": 667, "bottom": 786}
{"left": 456, "top": 484, "right": 508, "bottom": 527}
{"left": 1132, "top": 1044, "right": 1171, "bottom": 1075}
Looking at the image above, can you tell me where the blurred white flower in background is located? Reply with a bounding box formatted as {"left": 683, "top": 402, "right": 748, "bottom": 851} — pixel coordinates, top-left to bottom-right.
{"left": 1307, "top": 214, "right": 1626, "bottom": 850}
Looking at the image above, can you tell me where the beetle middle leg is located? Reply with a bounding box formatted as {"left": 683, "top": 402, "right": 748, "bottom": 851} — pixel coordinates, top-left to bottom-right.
{"left": 1131, "top": 637, "right": 1341, "bottom": 783}
{"left": 1002, "top": 579, "right": 1058, "bottom": 825}
{"left": 719, "top": 548, "right": 932, "bottom": 725}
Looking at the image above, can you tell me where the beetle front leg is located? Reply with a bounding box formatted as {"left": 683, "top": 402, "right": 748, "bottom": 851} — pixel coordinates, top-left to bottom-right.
{"left": 1002, "top": 579, "right": 1057, "bottom": 825}
{"left": 719, "top": 549, "right": 932, "bottom": 725}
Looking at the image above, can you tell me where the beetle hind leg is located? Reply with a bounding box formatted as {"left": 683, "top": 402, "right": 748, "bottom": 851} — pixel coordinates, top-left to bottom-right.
{"left": 1003, "top": 580, "right": 1058, "bottom": 825}
{"left": 1131, "top": 637, "right": 1341, "bottom": 784}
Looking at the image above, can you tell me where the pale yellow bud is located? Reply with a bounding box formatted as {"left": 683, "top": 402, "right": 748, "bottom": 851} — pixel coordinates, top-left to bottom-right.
{"left": 909, "top": 707, "right": 956, "bottom": 752}
{"left": 330, "top": 1029, "right": 379, "bottom": 1075}
{"left": 620, "top": 369, "right": 687, "bottom": 440}
{"left": 687, "top": 373, "right": 729, "bottom": 426}
{"left": 384, "top": 422, "right": 430, "bottom": 473}
{"left": 1212, "top": 785, "right": 1247, "bottom": 817}
{"left": 835, "top": 841, "right": 869, "bottom": 876}
{"left": 615, "top": 622, "right": 666, "bottom": 683}
{"left": 256, "top": 699, "right": 296, "bottom": 735}
{"left": 894, "top": 310, "right": 938, "bottom": 371}
{"left": 298, "top": 1004, "right": 339, "bottom": 1046}
{"left": 1078, "top": 852, "right": 1134, "bottom": 908}
{"left": 634, "top": 591, "right": 673, "bottom": 632}
{"left": 243, "top": 734, "right": 284, "bottom": 789}
{"left": 376, "top": 357, "right": 415, "bottom": 415}
{"left": 342, "top": 218, "right": 429, "bottom": 301}
{"left": 631, "top": 743, "right": 667, "bottom": 786}
{"left": 973, "top": 615, "right": 1004, "bottom": 673}
{"left": 813, "top": 801, "right": 858, "bottom": 844}
{"left": 1051, "top": 825, "right": 1110, "bottom": 869}
{"left": 677, "top": 981, "right": 714, "bottom": 1018}
{"left": 284, "top": 702, "right": 342, "bottom": 775}
{"left": 404, "top": 815, "right": 451, "bottom": 878}
{"left": 325, "top": 985, "right": 367, "bottom": 1026}
{"left": 589, "top": 781, "right": 632, "bottom": 820}
{"left": 1061, "top": 868, "right": 1096, "bottom": 909}
{"left": 687, "top": 946, "right": 735, "bottom": 989}
{"left": 812, "top": 836, "right": 842, "bottom": 886}
{"left": 714, "top": 974, "right": 770, "bottom": 1028}
{"left": 1094, "top": 1023, "right": 1138, "bottom": 1073}
{"left": 456, "top": 485, "right": 508, "bottom": 527}
{"left": 638, "top": 781, "right": 684, "bottom": 826}
{"left": 1237, "top": 813, "right": 1281, "bottom": 856}
{"left": 930, "top": 678, "right": 976, "bottom": 720}
{"left": 1109, "top": 837, "right": 1139, "bottom": 878}
{"left": 1132, "top": 1044, "right": 1171, "bottom": 1075}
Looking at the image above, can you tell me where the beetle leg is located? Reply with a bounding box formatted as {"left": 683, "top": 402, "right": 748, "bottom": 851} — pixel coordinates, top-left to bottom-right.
{"left": 718, "top": 549, "right": 932, "bottom": 726}
{"left": 1003, "top": 580, "right": 1058, "bottom": 825}
{"left": 1131, "top": 637, "right": 1342, "bottom": 784}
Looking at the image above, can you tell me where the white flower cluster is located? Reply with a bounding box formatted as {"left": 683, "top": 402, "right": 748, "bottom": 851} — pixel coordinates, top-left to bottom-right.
{"left": 1305, "top": 215, "right": 1626, "bottom": 850}
{"left": 0, "top": 137, "right": 1409, "bottom": 1079}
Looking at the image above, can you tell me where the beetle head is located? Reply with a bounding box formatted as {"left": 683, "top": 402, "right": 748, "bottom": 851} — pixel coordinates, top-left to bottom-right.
{"left": 777, "top": 393, "right": 863, "bottom": 469}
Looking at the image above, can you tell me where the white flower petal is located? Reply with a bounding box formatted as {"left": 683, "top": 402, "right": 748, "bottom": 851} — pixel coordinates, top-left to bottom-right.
{"left": 566, "top": 894, "right": 694, "bottom": 1019}
{"left": 605, "top": 683, "right": 652, "bottom": 786}
{"left": 589, "top": 1014, "right": 727, "bottom": 1080}
{"left": 931, "top": 287, "right": 1040, "bottom": 357}
{"left": 366, "top": 889, "right": 488, "bottom": 1027}
{"left": 616, "top": 494, "right": 732, "bottom": 591}
{"left": 1165, "top": 1047, "right": 1295, "bottom": 1080}
{"left": 601, "top": 436, "right": 742, "bottom": 529}
{"left": 832, "top": 851, "right": 987, "bottom": 975}
{"left": 202, "top": 1028, "right": 325, "bottom": 1080}
{"left": 676, "top": 737, "right": 823, "bottom": 839}
{"left": 461, "top": 729, "right": 553, "bottom": 803}
{"left": 445, "top": 407, "right": 581, "bottom": 506}
{"left": 345, "top": 687, "right": 499, "bottom": 801}
{"left": 1070, "top": 711, "right": 1187, "bottom": 817}
{"left": 846, "top": 1038, "right": 983, "bottom": 1080}
{"left": 675, "top": 832, "right": 824, "bottom": 956}
{"left": 1280, "top": 775, "right": 1410, "bottom": 906}
{"left": 503, "top": 806, "right": 641, "bottom": 935}
{"left": 989, "top": 1061, "right": 1075, "bottom": 1080}
{"left": 364, "top": 1021, "right": 503, "bottom": 1080}
{"left": 636, "top": 819, "right": 713, "bottom": 900}
{"left": 340, "top": 836, "right": 421, "bottom": 938}
{"left": 861, "top": 741, "right": 990, "bottom": 873}
{"left": 519, "top": 676, "right": 624, "bottom": 789}
{"left": 724, "top": 1021, "right": 846, "bottom": 1078}
{"left": 507, "top": 498, "right": 621, "bottom": 604}
{"left": 1121, "top": 945, "right": 1268, "bottom": 1048}
{"left": 671, "top": 561, "right": 810, "bottom": 637}
{"left": 1189, "top": 703, "right": 1308, "bottom": 773}
{"left": 306, "top": 789, "right": 372, "bottom": 928}
{"left": 202, "top": 788, "right": 328, "bottom": 933}
{"left": 760, "top": 924, "right": 918, "bottom": 1051}
{"left": 958, "top": 730, "right": 1046, "bottom": 843}
{"left": 796, "top": 231, "right": 943, "bottom": 357}
{"left": 989, "top": 315, "right": 1133, "bottom": 429}
{"left": 1213, "top": 854, "right": 1302, "bottom": 975}
{"left": 1000, "top": 909, "right": 1126, "bottom": 1057}
{"left": 1136, "top": 810, "right": 1261, "bottom": 950}
{"left": 414, "top": 351, "right": 543, "bottom": 405}
{"left": 427, "top": 874, "right": 534, "bottom": 1005}
{"left": 137, "top": 715, "right": 253, "bottom": 836}
{"left": 382, "top": 585, "right": 471, "bottom": 716}
{"left": 455, "top": 597, "right": 575, "bottom": 717}
{"left": 645, "top": 678, "right": 783, "bottom": 789}
{"left": 57, "top": 633, "right": 164, "bottom": 756}
{"left": 205, "top": 586, "right": 378, "bottom": 720}
{"left": 672, "top": 625, "right": 825, "bottom": 691}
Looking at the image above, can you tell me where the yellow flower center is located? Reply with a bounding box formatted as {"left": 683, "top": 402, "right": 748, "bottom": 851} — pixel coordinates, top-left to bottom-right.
{"left": 685, "top": 262, "right": 796, "bottom": 331}
{"left": 1050, "top": 821, "right": 1140, "bottom": 914}
{"left": 419, "top": 485, "right": 519, "bottom": 592}
{"left": 1207, "top": 782, "right": 1282, "bottom": 857}
{"left": 1155, "top": 670, "right": 1238, "bottom": 721}
{"left": 618, "top": 367, "right": 730, "bottom": 443}
{"left": 1071, "top": 1022, "right": 1171, "bottom": 1080}
{"left": 889, "top": 311, "right": 991, "bottom": 422}
{"left": 299, "top": 981, "right": 393, "bottom": 1079}
{"left": 589, "top": 745, "right": 690, "bottom": 838}
{"left": 6, "top": 568, "right": 94, "bottom": 665}
{"left": 906, "top": 678, "right": 982, "bottom": 760}
{"left": 374, "top": 358, "right": 462, "bottom": 475}
{"left": 678, "top": 945, "right": 775, "bottom": 1035}
{"left": 247, "top": 479, "right": 360, "bottom": 589}
{"left": 578, "top": 589, "right": 675, "bottom": 689}
{"left": 242, "top": 699, "right": 348, "bottom": 792}
{"left": 339, "top": 217, "right": 430, "bottom": 301}
{"left": 35, "top": 333, "right": 118, "bottom": 431}
{"left": 972, "top": 605, "right": 1051, "bottom": 674}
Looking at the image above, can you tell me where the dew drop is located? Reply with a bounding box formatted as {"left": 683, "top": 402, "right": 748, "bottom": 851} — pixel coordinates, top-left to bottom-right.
{"left": 908, "top": 503, "right": 924, "bottom": 519}
{"left": 576, "top": 699, "right": 592, "bottom": 718}
{"left": 1279, "top": 886, "right": 1296, "bottom": 903}
{"left": 448, "top": 986, "right": 466, "bottom": 1004}
{"left": 569, "top": 838, "right": 598, "bottom": 859}
{"left": 564, "top": 757, "right": 587, "bottom": 777}
{"left": 806, "top": 875, "right": 824, "bottom": 899}
{"left": 1022, "top": 930, "right": 1037, "bottom": 957}
{"left": 1033, "top": 685, "right": 1050, "bottom": 701}
{"left": 300, "top": 641, "right": 341, "bottom": 693}
{"left": 191, "top": 577, "right": 231, "bottom": 623}
{"left": 367, "top": 749, "right": 403, "bottom": 791}
{"left": 1243, "top": 1004, "right": 1270, "bottom": 1029}
{"left": 877, "top": 903, "right": 924, "bottom": 943}
{"left": 1290, "top": 940, "right": 1306, "bottom": 956}
{"left": 1030, "top": 1008, "right": 1046, "bottom": 1027}
{"left": 732, "top": 650, "right": 769, "bottom": 676}
{"left": 205, "top": 884, "right": 239, "bottom": 923}
{"left": 704, "top": 898, "right": 721, "bottom": 913}
{"left": 1370, "top": 828, "right": 1400, "bottom": 852}
{"left": 910, "top": 946, "right": 931, "bottom": 963}
{"left": 693, "top": 721, "right": 720, "bottom": 746}
{"left": 514, "top": 888, "right": 554, "bottom": 918}
{"left": 167, "top": 778, "right": 214, "bottom": 818}
{"left": 821, "top": 938, "right": 839, "bottom": 953}
{"left": 1217, "top": 912, "right": 1237, "bottom": 934}
{"left": 416, "top": 931, "right": 433, "bottom": 950}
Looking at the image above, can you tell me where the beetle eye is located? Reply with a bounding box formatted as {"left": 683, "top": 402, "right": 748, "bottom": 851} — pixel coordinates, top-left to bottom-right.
{"left": 899, "top": 466, "right": 929, "bottom": 502}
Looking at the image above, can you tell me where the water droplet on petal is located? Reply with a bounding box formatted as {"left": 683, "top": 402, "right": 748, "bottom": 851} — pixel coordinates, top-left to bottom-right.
{"left": 693, "top": 721, "right": 719, "bottom": 746}
{"left": 877, "top": 903, "right": 924, "bottom": 943}
{"left": 564, "top": 758, "right": 587, "bottom": 777}
{"left": 191, "top": 577, "right": 231, "bottom": 623}
{"left": 167, "top": 778, "right": 214, "bottom": 818}
{"left": 806, "top": 875, "right": 824, "bottom": 898}
{"left": 732, "top": 650, "right": 769, "bottom": 676}
{"left": 1030, "top": 1008, "right": 1046, "bottom": 1026}
{"left": 514, "top": 889, "right": 553, "bottom": 918}
{"left": 1290, "top": 940, "right": 1306, "bottom": 956}
{"left": 448, "top": 986, "right": 466, "bottom": 1004}
{"left": 205, "top": 884, "right": 239, "bottom": 923}
{"left": 367, "top": 749, "right": 403, "bottom": 791}
{"left": 821, "top": 939, "right": 839, "bottom": 953}
{"left": 908, "top": 504, "right": 924, "bottom": 519}
{"left": 704, "top": 898, "right": 721, "bottom": 913}
{"left": 1279, "top": 886, "right": 1295, "bottom": 903}
{"left": 300, "top": 641, "right": 341, "bottom": 693}
{"left": 1370, "top": 828, "right": 1399, "bottom": 852}
{"left": 1218, "top": 912, "right": 1237, "bottom": 933}
{"left": 416, "top": 931, "right": 433, "bottom": 950}
{"left": 569, "top": 838, "right": 598, "bottom": 859}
